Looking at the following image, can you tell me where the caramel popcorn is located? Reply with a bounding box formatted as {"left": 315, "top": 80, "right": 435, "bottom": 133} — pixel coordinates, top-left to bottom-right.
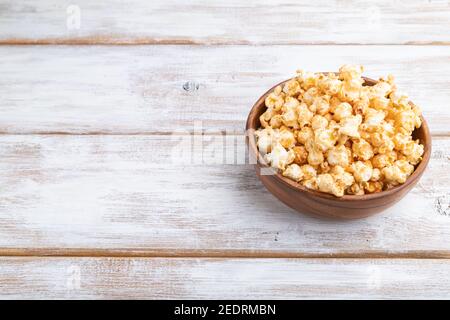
{"left": 255, "top": 65, "right": 424, "bottom": 197}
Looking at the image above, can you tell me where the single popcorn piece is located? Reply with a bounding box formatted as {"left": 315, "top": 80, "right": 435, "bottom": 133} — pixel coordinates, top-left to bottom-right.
{"left": 296, "top": 103, "right": 314, "bottom": 127}
{"left": 255, "top": 65, "right": 424, "bottom": 197}
{"left": 300, "top": 164, "right": 317, "bottom": 180}
{"left": 311, "top": 114, "right": 329, "bottom": 131}
{"left": 394, "top": 109, "right": 416, "bottom": 133}
{"left": 296, "top": 70, "right": 317, "bottom": 90}
{"left": 327, "top": 145, "right": 350, "bottom": 167}
{"left": 265, "top": 143, "right": 295, "bottom": 171}
{"left": 283, "top": 79, "right": 302, "bottom": 96}
{"left": 370, "top": 96, "right": 391, "bottom": 111}
{"left": 293, "top": 146, "right": 308, "bottom": 165}
{"left": 371, "top": 168, "right": 382, "bottom": 181}
{"left": 370, "top": 132, "right": 394, "bottom": 154}
{"left": 333, "top": 102, "right": 353, "bottom": 121}
{"left": 330, "top": 165, "right": 355, "bottom": 188}
{"left": 318, "top": 75, "right": 342, "bottom": 96}
{"left": 363, "top": 181, "right": 384, "bottom": 193}
{"left": 402, "top": 140, "right": 424, "bottom": 165}
{"left": 381, "top": 160, "right": 414, "bottom": 185}
{"left": 307, "top": 147, "right": 324, "bottom": 166}
{"left": 311, "top": 95, "right": 331, "bottom": 115}
{"left": 265, "top": 89, "right": 285, "bottom": 111}
{"left": 352, "top": 138, "right": 374, "bottom": 161}
{"left": 282, "top": 163, "right": 304, "bottom": 182}
{"left": 354, "top": 94, "right": 370, "bottom": 115}
{"left": 277, "top": 127, "right": 296, "bottom": 149}
{"left": 297, "top": 126, "right": 314, "bottom": 145}
{"left": 363, "top": 108, "right": 385, "bottom": 128}
{"left": 348, "top": 183, "right": 365, "bottom": 195}
{"left": 339, "top": 114, "right": 362, "bottom": 138}
{"left": 316, "top": 173, "right": 345, "bottom": 197}
{"left": 302, "top": 87, "right": 320, "bottom": 105}
{"left": 370, "top": 79, "right": 394, "bottom": 99}
{"left": 269, "top": 114, "right": 283, "bottom": 128}
{"left": 339, "top": 81, "right": 362, "bottom": 103}
{"left": 281, "top": 97, "right": 300, "bottom": 128}
{"left": 339, "top": 64, "right": 364, "bottom": 81}
{"left": 351, "top": 161, "right": 373, "bottom": 183}
{"left": 302, "top": 178, "right": 318, "bottom": 191}
{"left": 314, "top": 128, "right": 338, "bottom": 152}
{"left": 255, "top": 127, "right": 274, "bottom": 155}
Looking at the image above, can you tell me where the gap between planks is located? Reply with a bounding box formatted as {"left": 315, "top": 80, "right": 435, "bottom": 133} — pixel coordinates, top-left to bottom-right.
{"left": 1, "top": 248, "right": 450, "bottom": 260}
{"left": 2, "top": 40, "right": 450, "bottom": 46}
{"left": 0, "top": 132, "right": 449, "bottom": 137}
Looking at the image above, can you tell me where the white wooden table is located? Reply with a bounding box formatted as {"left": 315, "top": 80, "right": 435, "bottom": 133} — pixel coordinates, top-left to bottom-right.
{"left": 1, "top": 0, "right": 450, "bottom": 299}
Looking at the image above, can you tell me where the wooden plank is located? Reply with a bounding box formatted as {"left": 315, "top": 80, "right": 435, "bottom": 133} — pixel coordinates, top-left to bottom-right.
{"left": 0, "top": 45, "right": 450, "bottom": 135}
{"left": 1, "top": 0, "right": 450, "bottom": 45}
{"left": 0, "top": 134, "right": 448, "bottom": 256}
{"left": 1, "top": 257, "right": 449, "bottom": 299}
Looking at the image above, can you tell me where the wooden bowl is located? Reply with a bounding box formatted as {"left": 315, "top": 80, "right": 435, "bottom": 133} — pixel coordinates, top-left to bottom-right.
{"left": 246, "top": 76, "right": 431, "bottom": 219}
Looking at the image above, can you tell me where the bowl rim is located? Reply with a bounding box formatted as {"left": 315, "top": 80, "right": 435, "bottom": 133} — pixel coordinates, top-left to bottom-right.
{"left": 246, "top": 75, "right": 432, "bottom": 202}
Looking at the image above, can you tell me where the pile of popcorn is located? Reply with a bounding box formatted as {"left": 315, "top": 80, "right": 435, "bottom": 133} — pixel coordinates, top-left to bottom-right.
{"left": 255, "top": 65, "right": 424, "bottom": 197}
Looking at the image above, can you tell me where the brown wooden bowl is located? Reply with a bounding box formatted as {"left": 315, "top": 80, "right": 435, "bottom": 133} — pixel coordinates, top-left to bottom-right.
{"left": 246, "top": 76, "right": 432, "bottom": 219}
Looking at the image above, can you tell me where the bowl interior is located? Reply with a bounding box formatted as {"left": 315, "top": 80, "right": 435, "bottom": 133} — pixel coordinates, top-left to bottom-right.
{"left": 246, "top": 76, "right": 432, "bottom": 202}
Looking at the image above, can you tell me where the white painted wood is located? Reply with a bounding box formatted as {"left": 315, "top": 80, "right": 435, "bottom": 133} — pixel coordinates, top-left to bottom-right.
{"left": 0, "top": 45, "right": 449, "bottom": 134}
{"left": 1, "top": 257, "right": 449, "bottom": 299}
{"left": 1, "top": 0, "right": 450, "bottom": 44}
{"left": 0, "top": 134, "right": 448, "bottom": 255}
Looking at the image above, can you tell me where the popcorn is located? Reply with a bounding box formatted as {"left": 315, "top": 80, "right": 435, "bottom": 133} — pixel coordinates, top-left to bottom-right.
{"left": 339, "top": 114, "right": 362, "bottom": 138}
{"left": 281, "top": 97, "right": 300, "bottom": 128}
{"left": 363, "top": 108, "right": 385, "bottom": 127}
{"left": 317, "top": 173, "right": 345, "bottom": 197}
{"left": 282, "top": 163, "right": 303, "bottom": 181}
{"left": 311, "top": 95, "right": 331, "bottom": 115}
{"left": 293, "top": 146, "right": 308, "bottom": 165}
{"left": 339, "top": 64, "right": 364, "bottom": 81}
{"left": 371, "top": 168, "right": 382, "bottom": 181}
{"left": 402, "top": 140, "right": 424, "bottom": 165}
{"left": 303, "top": 87, "right": 320, "bottom": 105}
{"left": 307, "top": 147, "right": 324, "bottom": 166}
{"left": 283, "top": 79, "right": 302, "bottom": 96}
{"left": 371, "top": 153, "right": 391, "bottom": 169}
{"left": 255, "top": 127, "right": 274, "bottom": 155}
{"left": 351, "top": 161, "right": 373, "bottom": 183}
{"left": 314, "top": 128, "right": 338, "bottom": 152}
{"left": 348, "top": 183, "right": 365, "bottom": 195}
{"left": 297, "top": 126, "right": 314, "bottom": 145}
{"left": 381, "top": 160, "right": 414, "bottom": 185}
{"left": 318, "top": 75, "right": 342, "bottom": 96}
{"left": 311, "top": 114, "right": 329, "bottom": 131}
{"left": 352, "top": 139, "right": 374, "bottom": 161}
{"left": 255, "top": 65, "right": 424, "bottom": 197}
{"left": 265, "top": 143, "right": 295, "bottom": 171}
{"left": 330, "top": 165, "right": 355, "bottom": 188}
{"left": 363, "top": 181, "right": 384, "bottom": 193}
{"left": 333, "top": 102, "right": 353, "bottom": 121}
{"left": 278, "top": 127, "right": 296, "bottom": 149}
{"left": 265, "top": 90, "right": 285, "bottom": 111}
{"left": 327, "top": 145, "right": 350, "bottom": 167}
{"left": 370, "top": 96, "right": 390, "bottom": 111}
{"left": 269, "top": 114, "right": 283, "bottom": 128}
{"left": 296, "top": 103, "right": 314, "bottom": 127}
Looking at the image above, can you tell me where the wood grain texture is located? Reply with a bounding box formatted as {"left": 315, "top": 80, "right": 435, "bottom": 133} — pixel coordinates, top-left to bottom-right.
{"left": 1, "top": 0, "right": 450, "bottom": 45}
{"left": 1, "top": 257, "right": 450, "bottom": 299}
{"left": 1, "top": 45, "right": 450, "bottom": 135}
{"left": 0, "top": 134, "right": 448, "bottom": 256}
